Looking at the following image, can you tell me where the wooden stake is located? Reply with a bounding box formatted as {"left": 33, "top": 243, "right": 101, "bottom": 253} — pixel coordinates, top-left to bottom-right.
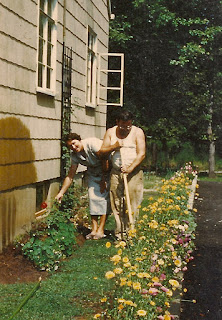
{"left": 120, "top": 148, "right": 134, "bottom": 229}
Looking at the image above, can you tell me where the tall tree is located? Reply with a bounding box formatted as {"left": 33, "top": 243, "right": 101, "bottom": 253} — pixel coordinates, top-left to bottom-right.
{"left": 109, "top": 0, "right": 222, "bottom": 171}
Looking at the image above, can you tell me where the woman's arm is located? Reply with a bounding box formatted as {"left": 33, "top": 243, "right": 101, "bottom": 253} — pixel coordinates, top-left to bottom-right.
{"left": 55, "top": 164, "right": 78, "bottom": 203}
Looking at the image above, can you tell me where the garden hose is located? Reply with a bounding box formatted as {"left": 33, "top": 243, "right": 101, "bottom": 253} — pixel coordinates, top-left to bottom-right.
{"left": 8, "top": 277, "right": 41, "bottom": 320}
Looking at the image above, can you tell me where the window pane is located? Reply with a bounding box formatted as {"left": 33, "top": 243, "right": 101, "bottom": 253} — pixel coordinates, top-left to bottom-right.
{"left": 88, "top": 33, "right": 93, "bottom": 50}
{"left": 40, "top": 0, "right": 45, "bottom": 11}
{"left": 39, "top": 13, "right": 45, "bottom": 38}
{"left": 46, "top": 67, "right": 51, "bottom": 88}
{"left": 48, "top": 21, "right": 52, "bottom": 42}
{"left": 38, "top": 38, "right": 44, "bottom": 62}
{"left": 47, "top": 43, "right": 52, "bottom": 66}
{"left": 38, "top": 63, "right": 43, "bottom": 87}
{"left": 48, "top": 0, "right": 52, "bottom": 16}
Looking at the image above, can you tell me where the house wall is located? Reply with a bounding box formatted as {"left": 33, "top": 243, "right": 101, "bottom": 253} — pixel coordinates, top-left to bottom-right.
{"left": 0, "top": 0, "right": 110, "bottom": 252}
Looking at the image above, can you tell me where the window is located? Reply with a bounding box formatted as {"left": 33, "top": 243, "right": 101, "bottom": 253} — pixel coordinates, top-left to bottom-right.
{"left": 86, "top": 28, "right": 97, "bottom": 107}
{"left": 97, "top": 53, "right": 124, "bottom": 106}
{"left": 37, "top": 0, "right": 57, "bottom": 95}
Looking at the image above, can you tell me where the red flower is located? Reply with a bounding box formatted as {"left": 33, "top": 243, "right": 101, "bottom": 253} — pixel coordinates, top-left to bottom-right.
{"left": 41, "top": 202, "right": 47, "bottom": 209}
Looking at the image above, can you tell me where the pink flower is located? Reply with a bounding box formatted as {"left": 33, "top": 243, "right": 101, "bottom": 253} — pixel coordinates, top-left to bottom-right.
{"left": 159, "top": 273, "right": 166, "bottom": 281}
{"left": 149, "top": 288, "right": 159, "bottom": 296}
{"left": 150, "top": 265, "right": 156, "bottom": 272}
{"left": 157, "top": 316, "right": 164, "bottom": 320}
{"left": 182, "top": 266, "right": 188, "bottom": 272}
{"left": 141, "top": 289, "right": 149, "bottom": 294}
{"left": 160, "top": 286, "right": 169, "bottom": 292}
{"left": 153, "top": 282, "right": 162, "bottom": 287}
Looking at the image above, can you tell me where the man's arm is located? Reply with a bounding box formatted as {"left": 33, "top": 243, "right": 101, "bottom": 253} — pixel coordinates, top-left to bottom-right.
{"left": 55, "top": 164, "right": 78, "bottom": 203}
{"left": 121, "top": 128, "right": 146, "bottom": 174}
{"left": 96, "top": 129, "right": 121, "bottom": 158}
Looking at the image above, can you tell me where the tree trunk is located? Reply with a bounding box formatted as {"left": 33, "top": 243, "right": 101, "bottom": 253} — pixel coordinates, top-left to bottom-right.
{"left": 209, "top": 140, "right": 216, "bottom": 178}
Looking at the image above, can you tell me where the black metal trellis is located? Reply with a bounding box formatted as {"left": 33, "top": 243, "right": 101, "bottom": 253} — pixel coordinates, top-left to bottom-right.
{"left": 61, "top": 43, "right": 72, "bottom": 179}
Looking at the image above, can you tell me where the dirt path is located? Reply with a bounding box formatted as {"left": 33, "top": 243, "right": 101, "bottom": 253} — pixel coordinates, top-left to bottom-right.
{"left": 180, "top": 181, "right": 222, "bottom": 320}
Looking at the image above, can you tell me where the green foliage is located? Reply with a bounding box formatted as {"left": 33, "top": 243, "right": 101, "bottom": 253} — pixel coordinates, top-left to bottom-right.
{"left": 18, "top": 203, "right": 76, "bottom": 272}
{"left": 16, "top": 185, "right": 89, "bottom": 272}
{"left": 109, "top": 0, "right": 222, "bottom": 163}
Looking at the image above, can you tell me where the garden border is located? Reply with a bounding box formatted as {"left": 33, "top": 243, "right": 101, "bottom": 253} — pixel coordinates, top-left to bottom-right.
{"left": 169, "top": 174, "right": 198, "bottom": 319}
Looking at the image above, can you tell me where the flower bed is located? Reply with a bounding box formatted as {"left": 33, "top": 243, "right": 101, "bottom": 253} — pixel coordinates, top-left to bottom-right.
{"left": 98, "top": 168, "right": 198, "bottom": 319}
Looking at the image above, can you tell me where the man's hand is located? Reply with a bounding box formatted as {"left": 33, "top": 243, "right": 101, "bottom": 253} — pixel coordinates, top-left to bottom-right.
{"left": 121, "top": 164, "right": 133, "bottom": 174}
{"left": 55, "top": 192, "right": 64, "bottom": 203}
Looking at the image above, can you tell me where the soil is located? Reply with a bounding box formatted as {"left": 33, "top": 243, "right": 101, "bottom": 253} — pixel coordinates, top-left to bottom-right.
{"left": 0, "top": 233, "right": 86, "bottom": 284}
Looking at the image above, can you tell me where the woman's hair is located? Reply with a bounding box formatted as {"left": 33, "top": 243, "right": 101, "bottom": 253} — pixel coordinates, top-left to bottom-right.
{"left": 65, "top": 132, "right": 81, "bottom": 142}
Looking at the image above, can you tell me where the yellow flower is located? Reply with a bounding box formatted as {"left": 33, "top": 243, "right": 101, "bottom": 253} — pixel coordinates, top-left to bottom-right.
{"left": 165, "top": 301, "right": 170, "bottom": 307}
{"left": 93, "top": 314, "right": 101, "bottom": 319}
{"left": 150, "top": 300, "right": 156, "bottom": 306}
{"left": 135, "top": 257, "right": 143, "bottom": 261}
{"left": 105, "top": 242, "right": 111, "bottom": 248}
{"left": 143, "top": 272, "right": 151, "bottom": 278}
{"left": 127, "top": 280, "right": 132, "bottom": 287}
{"left": 118, "top": 304, "right": 124, "bottom": 310}
{"left": 164, "top": 315, "right": 171, "bottom": 320}
{"left": 119, "top": 241, "right": 127, "bottom": 247}
{"left": 122, "top": 256, "right": 129, "bottom": 263}
{"left": 137, "top": 273, "right": 145, "bottom": 278}
{"left": 110, "top": 255, "right": 121, "bottom": 263}
{"left": 157, "top": 259, "right": 165, "bottom": 265}
{"left": 105, "top": 271, "right": 115, "bottom": 279}
{"left": 118, "top": 298, "right": 126, "bottom": 303}
{"left": 152, "top": 276, "right": 159, "bottom": 282}
{"left": 113, "top": 268, "right": 123, "bottom": 274}
{"left": 174, "top": 259, "right": 182, "bottom": 267}
{"left": 132, "top": 282, "right": 141, "bottom": 290}
{"left": 125, "top": 300, "right": 137, "bottom": 307}
{"left": 137, "top": 309, "right": 147, "bottom": 316}
{"left": 100, "top": 297, "right": 107, "bottom": 302}
{"left": 120, "top": 277, "right": 127, "bottom": 286}
{"left": 166, "top": 289, "right": 173, "bottom": 296}
{"left": 183, "top": 288, "right": 187, "bottom": 292}
{"left": 169, "top": 279, "right": 180, "bottom": 287}
{"left": 124, "top": 262, "right": 131, "bottom": 267}
{"left": 148, "top": 220, "right": 158, "bottom": 229}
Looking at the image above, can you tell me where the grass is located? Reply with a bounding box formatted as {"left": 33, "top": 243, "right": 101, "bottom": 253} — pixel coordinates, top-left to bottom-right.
{"left": 0, "top": 237, "right": 117, "bottom": 320}
{"left": 198, "top": 173, "right": 222, "bottom": 182}
{"left": 0, "top": 175, "right": 162, "bottom": 320}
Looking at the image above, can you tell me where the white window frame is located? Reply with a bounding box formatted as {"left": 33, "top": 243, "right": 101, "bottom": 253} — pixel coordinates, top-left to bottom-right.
{"left": 97, "top": 53, "right": 124, "bottom": 106}
{"left": 37, "top": 0, "right": 57, "bottom": 96}
{"left": 86, "top": 27, "right": 97, "bottom": 108}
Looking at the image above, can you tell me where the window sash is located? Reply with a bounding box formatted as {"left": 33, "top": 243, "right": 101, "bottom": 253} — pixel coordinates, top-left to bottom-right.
{"left": 37, "top": 0, "right": 57, "bottom": 94}
{"left": 86, "top": 30, "right": 97, "bottom": 106}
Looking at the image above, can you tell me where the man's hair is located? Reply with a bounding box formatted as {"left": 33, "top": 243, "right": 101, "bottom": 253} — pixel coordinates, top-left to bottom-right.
{"left": 65, "top": 132, "right": 81, "bottom": 142}
{"left": 116, "top": 110, "right": 133, "bottom": 122}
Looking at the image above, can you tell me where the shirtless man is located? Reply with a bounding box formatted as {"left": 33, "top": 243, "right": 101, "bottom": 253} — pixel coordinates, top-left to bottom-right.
{"left": 98, "top": 110, "right": 146, "bottom": 238}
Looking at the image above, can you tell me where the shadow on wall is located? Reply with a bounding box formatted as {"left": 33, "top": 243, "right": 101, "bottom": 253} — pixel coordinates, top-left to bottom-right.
{"left": 0, "top": 117, "right": 37, "bottom": 249}
{"left": 0, "top": 117, "right": 37, "bottom": 191}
